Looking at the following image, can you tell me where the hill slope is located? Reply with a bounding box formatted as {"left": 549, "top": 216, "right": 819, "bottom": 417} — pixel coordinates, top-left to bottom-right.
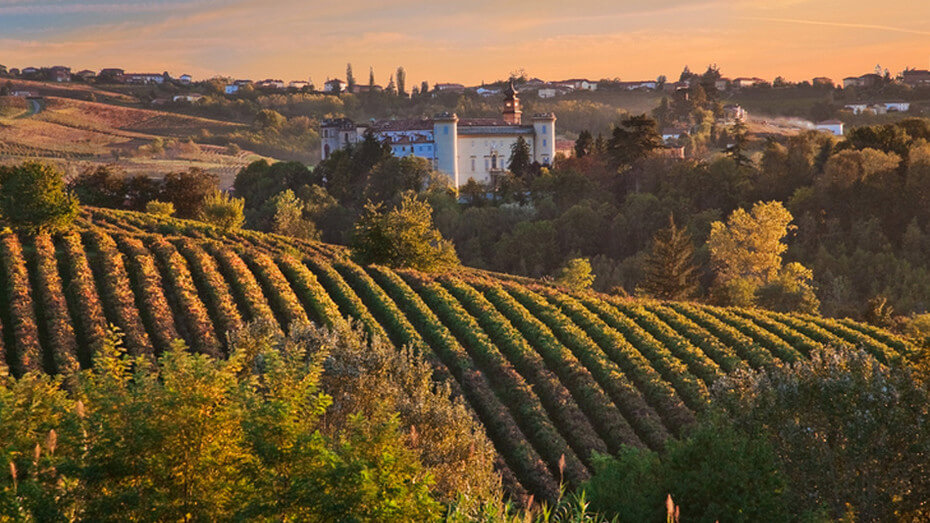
{"left": 0, "top": 208, "right": 915, "bottom": 499}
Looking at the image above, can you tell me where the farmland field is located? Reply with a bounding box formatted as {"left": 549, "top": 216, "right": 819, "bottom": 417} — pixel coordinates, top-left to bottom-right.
{"left": 0, "top": 206, "right": 914, "bottom": 501}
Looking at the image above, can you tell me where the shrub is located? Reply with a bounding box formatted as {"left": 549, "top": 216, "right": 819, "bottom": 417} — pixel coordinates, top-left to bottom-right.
{"left": 556, "top": 257, "right": 595, "bottom": 291}
{"left": 351, "top": 193, "right": 458, "bottom": 272}
{"left": 199, "top": 190, "right": 244, "bottom": 232}
{"left": 0, "top": 162, "right": 78, "bottom": 233}
{"left": 145, "top": 200, "right": 175, "bottom": 217}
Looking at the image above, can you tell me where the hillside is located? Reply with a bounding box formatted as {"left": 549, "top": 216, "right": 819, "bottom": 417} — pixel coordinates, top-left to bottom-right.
{"left": 0, "top": 207, "right": 915, "bottom": 499}
{"left": 0, "top": 89, "right": 262, "bottom": 187}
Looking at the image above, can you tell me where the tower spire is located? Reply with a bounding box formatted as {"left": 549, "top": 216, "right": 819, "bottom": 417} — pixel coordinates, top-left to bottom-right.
{"left": 502, "top": 80, "right": 522, "bottom": 125}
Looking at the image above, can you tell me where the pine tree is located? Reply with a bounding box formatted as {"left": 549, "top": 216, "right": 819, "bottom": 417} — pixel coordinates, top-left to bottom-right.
{"left": 508, "top": 136, "right": 532, "bottom": 178}
{"left": 574, "top": 130, "right": 593, "bottom": 158}
{"left": 396, "top": 66, "right": 406, "bottom": 96}
{"left": 369, "top": 66, "right": 375, "bottom": 89}
{"left": 346, "top": 63, "right": 355, "bottom": 92}
{"left": 639, "top": 216, "right": 699, "bottom": 300}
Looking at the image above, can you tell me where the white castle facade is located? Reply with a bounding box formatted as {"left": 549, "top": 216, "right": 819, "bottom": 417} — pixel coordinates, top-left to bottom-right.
{"left": 320, "top": 83, "right": 556, "bottom": 187}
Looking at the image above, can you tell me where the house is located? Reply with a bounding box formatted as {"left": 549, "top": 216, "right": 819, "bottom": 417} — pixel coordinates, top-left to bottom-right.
{"left": 322, "top": 83, "right": 556, "bottom": 187}
{"left": 323, "top": 78, "right": 347, "bottom": 93}
{"left": 288, "top": 80, "right": 310, "bottom": 90}
{"left": 476, "top": 86, "right": 501, "bottom": 97}
{"left": 812, "top": 77, "right": 834, "bottom": 88}
{"left": 723, "top": 104, "right": 747, "bottom": 122}
{"left": 884, "top": 101, "right": 910, "bottom": 112}
{"left": 434, "top": 83, "right": 466, "bottom": 94}
{"left": 172, "top": 93, "right": 204, "bottom": 103}
{"left": 901, "top": 69, "right": 930, "bottom": 88}
{"left": 49, "top": 66, "right": 71, "bottom": 82}
{"left": 21, "top": 67, "right": 39, "bottom": 78}
{"left": 661, "top": 126, "right": 690, "bottom": 143}
{"left": 843, "top": 73, "right": 882, "bottom": 89}
{"left": 98, "top": 68, "right": 125, "bottom": 81}
{"left": 733, "top": 77, "right": 765, "bottom": 88}
{"left": 256, "top": 79, "right": 285, "bottom": 89}
{"left": 618, "top": 80, "right": 657, "bottom": 91}
{"left": 179, "top": 74, "right": 192, "bottom": 85}
{"left": 537, "top": 85, "right": 573, "bottom": 98}
{"left": 555, "top": 79, "right": 597, "bottom": 91}
{"left": 815, "top": 120, "right": 844, "bottom": 136}
{"left": 234, "top": 79, "right": 253, "bottom": 86}
{"left": 844, "top": 103, "right": 869, "bottom": 115}
{"left": 124, "top": 73, "right": 165, "bottom": 84}
{"left": 351, "top": 84, "right": 382, "bottom": 94}
{"left": 714, "top": 78, "right": 731, "bottom": 91}
{"left": 224, "top": 84, "right": 239, "bottom": 95}
{"left": 76, "top": 69, "right": 96, "bottom": 81}
{"left": 11, "top": 91, "right": 39, "bottom": 98}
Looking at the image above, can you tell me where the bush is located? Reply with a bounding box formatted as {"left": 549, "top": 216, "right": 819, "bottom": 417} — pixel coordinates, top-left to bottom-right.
{"left": 0, "top": 162, "right": 78, "bottom": 233}
{"left": 199, "top": 190, "right": 244, "bottom": 232}
{"left": 351, "top": 193, "right": 458, "bottom": 272}
{"left": 145, "top": 200, "right": 175, "bottom": 217}
{"left": 556, "top": 257, "right": 595, "bottom": 291}
{"left": 0, "top": 323, "right": 464, "bottom": 520}
{"left": 715, "top": 348, "right": 930, "bottom": 520}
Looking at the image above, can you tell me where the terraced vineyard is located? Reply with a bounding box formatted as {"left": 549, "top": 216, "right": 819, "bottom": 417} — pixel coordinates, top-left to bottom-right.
{"left": 0, "top": 208, "right": 916, "bottom": 499}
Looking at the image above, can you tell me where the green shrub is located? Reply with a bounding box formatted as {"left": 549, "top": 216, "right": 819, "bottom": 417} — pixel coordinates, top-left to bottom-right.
{"left": 145, "top": 200, "right": 175, "bottom": 217}
{"left": 199, "top": 190, "right": 244, "bottom": 232}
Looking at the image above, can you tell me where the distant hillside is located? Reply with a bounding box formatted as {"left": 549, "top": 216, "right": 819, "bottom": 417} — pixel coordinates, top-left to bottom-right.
{"left": 0, "top": 85, "right": 263, "bottom": 186}
{"left": 0, "top": 208, "right": 915, "bottom": 499}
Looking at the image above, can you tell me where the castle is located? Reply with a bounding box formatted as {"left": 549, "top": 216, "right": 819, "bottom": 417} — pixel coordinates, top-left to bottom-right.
{"left": 320, "top": 83, "right": 556, "bottom": 187}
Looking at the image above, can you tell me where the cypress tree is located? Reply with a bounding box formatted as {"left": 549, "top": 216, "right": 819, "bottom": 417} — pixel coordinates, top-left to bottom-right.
{"left": 639, "top": 216, "right": 699, "bottom": 300}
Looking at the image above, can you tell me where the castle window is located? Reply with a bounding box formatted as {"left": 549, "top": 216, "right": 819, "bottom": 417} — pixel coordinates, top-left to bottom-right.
{"left": 491, "top": 154, "right": 497, "bottom": 170}
{"left": 542, "top": 125, "right": 547, "bottom": 133}
{"left": 485, "top": 158, "right": 489, "bottom": 171}
{"left": 471, "top": 156, "right": 476, "bottom": 171}
{"left": 543, "top": 139, "right": 547, "bottom": 147}
{"left": 443, "top": 127, "right": 448, "bottom": 135}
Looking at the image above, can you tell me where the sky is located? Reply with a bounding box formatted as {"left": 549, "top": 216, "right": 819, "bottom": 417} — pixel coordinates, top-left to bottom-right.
{"left": 1, "top": 0, "right": 929, "bottom": 87}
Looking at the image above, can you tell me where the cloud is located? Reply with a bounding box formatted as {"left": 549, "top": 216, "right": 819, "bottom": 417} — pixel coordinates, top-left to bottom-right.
{"left": 741, "top": 15, "right": 930, "bottom": 36}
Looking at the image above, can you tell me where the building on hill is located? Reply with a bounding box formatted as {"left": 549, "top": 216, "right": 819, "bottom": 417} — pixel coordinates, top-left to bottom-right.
{"left": 76, "top": 69, "right": 96, "bottom": 81}
{"left": 812, "top": 76, "right": 834, "bottom": 88}
{"left": 434, "top": 83, "right": 466, "bottom": 94}
{"left": 815, "top": 120, "right": 844, "bottom": 136}
{"left": 323, "top": 78, "right": 346, "bottom": 93}
{"left": 843, "top": 73, "right": 882, "bottom": 89}
{"left": 124, "top": 73, "right": 166, "bottom": 84}
{"left": 49, "top": 66, "right": 71, "bottom": 82}
{"left": 556, "top": 78, "right": 597, "bottom": 91}
{"left": 902, "top": 69, "right": 930, "bottom": 88}
{"left": 321, "top": 82, "right": 556, "bottom": 187}
{"left": 179, "top": 74, "right": 192, "bottom": 85}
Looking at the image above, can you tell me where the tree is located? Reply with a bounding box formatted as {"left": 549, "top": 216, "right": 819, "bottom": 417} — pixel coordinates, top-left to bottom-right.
{"left": 346, "top": 63, "right": 355, "bottom": 92}
{"left": 638, "top": 216, "right": 699, "bottom": 300}
{"left": 160, "top": 168, "right": 219, "bottom": 218}
{"left": 270, "top": 189, "right": 319, "bottom": 240}
{"left": 351, "top": 193, "right": 459, "bottom": 272}
{"left": 0, "top": 162, "right": 78, "bottom": 233}
{"left": 368, "top": 66, "right": 375, "bottom": 89}
{"left": 726, "top": 118, "right": 751, "bottom": 167}
{"left": 508, "top": 136, "right": 532, "bottom": 179}
{"left": 199, "top": 190, "right": 244, "bottom": 232}
{"left": 607, "top": 115, "right": 664, "bottom": 168}
{"left": 708, "top": 201, "right": 818, "bottom": 311}
{"left": 556, "top": 257, "right": 595, "bottom": 291}
{"left": 253, "top": 109, "right": 286, "bottom": 130}
{"left": 396, "top": 66, "right": 406, "bottom": 96}
{"left": 69, "top": 165, "right": 126, "bottom": 208}
{"left": 420, "top": 81, "right": 429, "bottom": 97}
{"left": 574, "top": 130, "right": 593, "bottom": 158}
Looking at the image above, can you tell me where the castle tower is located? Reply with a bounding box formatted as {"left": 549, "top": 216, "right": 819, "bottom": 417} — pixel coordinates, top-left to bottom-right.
{"left": 532, "top": 113, "right": 556, "bottom": 165}
{"left": 502, "top": 81, "right": 522, "bottom": 125}
{"left": 433, "top": 112, "right": 459, "bottom": 185}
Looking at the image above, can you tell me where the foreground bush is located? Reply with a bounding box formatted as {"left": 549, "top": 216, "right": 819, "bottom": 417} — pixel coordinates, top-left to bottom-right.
{"left": 0, "top": 162, "right": 78, "bottom": 233}
{"left": 586, "top": 347, "right": 930, "bottom": 522}
{"left": 0, "top": 322, "right": 500, "bottom": 520}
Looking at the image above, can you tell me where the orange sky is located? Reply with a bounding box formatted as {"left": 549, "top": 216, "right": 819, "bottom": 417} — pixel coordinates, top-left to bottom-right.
{"left": 2, "top": 0, "right": 929, "bottom": 86}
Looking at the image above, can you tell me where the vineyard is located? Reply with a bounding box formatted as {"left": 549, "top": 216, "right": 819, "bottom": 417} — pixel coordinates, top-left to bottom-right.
{"left": 0, "top": 207, "right": 916, "bottom": 500}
